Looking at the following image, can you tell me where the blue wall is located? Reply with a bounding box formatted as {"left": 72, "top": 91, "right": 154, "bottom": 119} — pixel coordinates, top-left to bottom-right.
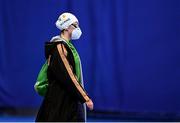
{"left": 0, "top": 0, "right": 180, "bottom": 114}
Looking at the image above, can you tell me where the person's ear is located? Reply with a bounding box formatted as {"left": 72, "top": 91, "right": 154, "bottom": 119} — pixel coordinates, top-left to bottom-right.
{"left": 67, "top": 26, "right": 74, "bottom": 33}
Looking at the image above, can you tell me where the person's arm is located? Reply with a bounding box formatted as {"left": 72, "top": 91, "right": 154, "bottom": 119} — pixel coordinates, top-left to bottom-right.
{"left": 50, "top": 43, "right": 90, "bottom": 103}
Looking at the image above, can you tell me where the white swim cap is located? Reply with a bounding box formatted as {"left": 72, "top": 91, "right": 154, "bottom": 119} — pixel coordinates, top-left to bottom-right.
{"left": 55, "top": 12, "right": 78, "bottom": 30}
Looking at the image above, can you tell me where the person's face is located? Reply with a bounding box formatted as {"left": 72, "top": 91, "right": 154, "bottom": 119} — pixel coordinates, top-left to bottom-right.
{"left": 67, "top": 22, "right": 79, "bottom": 35}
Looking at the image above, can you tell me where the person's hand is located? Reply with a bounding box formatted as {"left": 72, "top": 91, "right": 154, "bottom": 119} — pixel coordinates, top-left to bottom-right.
{"left": 86, "top": 99, "right": 94, "bottom": 110}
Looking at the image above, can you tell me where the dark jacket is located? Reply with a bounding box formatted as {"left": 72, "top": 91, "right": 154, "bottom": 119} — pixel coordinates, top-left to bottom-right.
{"left": 35, "top": 40, "right": 89, "bottom": 122}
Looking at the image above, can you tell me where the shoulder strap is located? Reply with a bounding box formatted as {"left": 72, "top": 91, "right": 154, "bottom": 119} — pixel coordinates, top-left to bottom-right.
{"left": 47, "top": 55, "right": 51, "bottom": 66}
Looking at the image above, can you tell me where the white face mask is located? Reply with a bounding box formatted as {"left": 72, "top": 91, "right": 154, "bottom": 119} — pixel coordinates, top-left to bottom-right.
{"left": 71, "top": 27, "right": 82, "bottom": 40}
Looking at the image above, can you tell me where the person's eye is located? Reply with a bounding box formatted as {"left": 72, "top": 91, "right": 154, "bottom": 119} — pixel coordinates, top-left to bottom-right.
{"left": 72, "top": 24, "right": 78, "bottom": 28}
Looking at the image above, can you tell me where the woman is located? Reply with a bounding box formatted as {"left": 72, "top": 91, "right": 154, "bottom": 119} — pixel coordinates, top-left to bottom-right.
{"left": 35, "top": 12, "right": 93, "bottom": 122}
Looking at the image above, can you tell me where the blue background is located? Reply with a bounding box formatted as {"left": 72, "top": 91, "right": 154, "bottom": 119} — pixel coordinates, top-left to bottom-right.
{"left": 0, "top": 0, "right": 180, "bottom": 115}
